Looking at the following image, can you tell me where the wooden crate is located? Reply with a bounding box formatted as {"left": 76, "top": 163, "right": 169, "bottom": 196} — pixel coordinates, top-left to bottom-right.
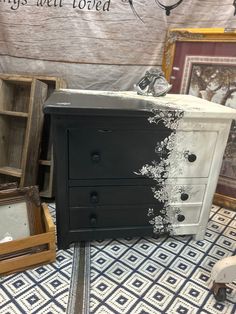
{"left": 0, "top": 203, "right": 56, "bottom": 276}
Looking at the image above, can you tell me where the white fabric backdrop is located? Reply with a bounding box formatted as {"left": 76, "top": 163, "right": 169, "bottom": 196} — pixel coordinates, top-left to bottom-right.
{"left": 0, "top": 0, "right": 236, "bottom": 89}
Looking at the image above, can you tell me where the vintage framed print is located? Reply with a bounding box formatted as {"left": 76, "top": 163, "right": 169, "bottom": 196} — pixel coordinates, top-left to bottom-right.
{"left": 0, "top": 186, "right": 43, "bottom": 242}
{"left": 162, "top": 28, "right": 236, "bottom": 209}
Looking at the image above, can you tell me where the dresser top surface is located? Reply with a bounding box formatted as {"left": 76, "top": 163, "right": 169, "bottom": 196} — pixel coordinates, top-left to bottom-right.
{"left": 44, "top": 89, "right": 236, "bottom": 119}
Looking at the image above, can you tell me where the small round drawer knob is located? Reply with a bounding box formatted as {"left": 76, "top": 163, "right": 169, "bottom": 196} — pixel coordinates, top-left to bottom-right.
{"left": 90, "top": 216, "right": 97, "bottom": 226}
{"left": 188, "top": 154, "right": 197, "bottom": 163}
{"left": 90, "top": 192, "right": 99, "bottom": 204}
{"left": 91, "top": 152, "right": 100, "bottom": 163}
{"left": 177, "top": 214, "right": 185, "bottom": 222}
{"left": 181, "top": 193, "right": 189, "bottom": 201}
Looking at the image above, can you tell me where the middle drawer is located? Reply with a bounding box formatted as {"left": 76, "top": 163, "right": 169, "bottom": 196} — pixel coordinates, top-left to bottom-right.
{"left": 69, "top": 184, "right": 206, "bottom": 207}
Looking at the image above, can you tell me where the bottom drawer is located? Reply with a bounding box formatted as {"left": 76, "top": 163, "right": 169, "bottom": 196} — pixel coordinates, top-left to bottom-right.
{"left": 69, "top": 205, "right": 157, "bottom": 230}
{"left": 69, "top": 204, "right": 202, "bottom": 231}
{"left": 171, "top": 204, "right": 202, "bottom": 225}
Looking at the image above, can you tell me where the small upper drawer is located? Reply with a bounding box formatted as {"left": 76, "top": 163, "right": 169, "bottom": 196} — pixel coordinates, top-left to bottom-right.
{"left": 68, "top": 128, "right": 170, "bottom": 180}
{"left": 168, "top": 131, "right": 217, "bottom": 178}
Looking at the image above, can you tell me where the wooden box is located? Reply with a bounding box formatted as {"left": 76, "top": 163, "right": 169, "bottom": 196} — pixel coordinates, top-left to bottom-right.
{"left": 0, "top": 199, "right": 56, "bottom": 276}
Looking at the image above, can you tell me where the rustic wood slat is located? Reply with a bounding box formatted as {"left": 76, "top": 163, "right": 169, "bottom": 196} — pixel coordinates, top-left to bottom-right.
{"left": 0, "top": 166, "right": 22, "bottom": 177}
{"left": 0, "top": 250, "right": 56, "bottom": 275}
{"left": 20, "top": 79, "right": 48, "bottom": 186}
{"left": 0, "top": 110, "right": 28, "bottom": 117}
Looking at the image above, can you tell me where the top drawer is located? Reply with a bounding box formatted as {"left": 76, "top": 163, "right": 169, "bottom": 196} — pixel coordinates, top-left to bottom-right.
{"left": 68, "top": 128, "right": 169, "bottom": 180}
{"left": 168, "top": 130, "right": 218, "bottom": 178}
{"left": 68, "top": 128, "right": 217, "bottom": 180}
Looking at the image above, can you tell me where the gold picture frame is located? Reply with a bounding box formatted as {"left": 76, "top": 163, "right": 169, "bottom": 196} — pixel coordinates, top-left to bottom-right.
{"left": 162, "top": 28, "right": 236, "bottom": 210}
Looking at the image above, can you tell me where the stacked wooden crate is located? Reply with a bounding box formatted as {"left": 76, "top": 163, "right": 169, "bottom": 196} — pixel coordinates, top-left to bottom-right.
{"left": 0, "top": 74, "right": 67, "bottom": 198}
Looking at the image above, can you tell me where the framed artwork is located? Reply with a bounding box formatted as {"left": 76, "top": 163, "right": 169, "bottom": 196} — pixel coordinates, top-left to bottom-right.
{"left": 162, "top": 28, "right": 236, "bottom": 209}
{"left": 0, "top": 186, "right": 43, "bottom": 243}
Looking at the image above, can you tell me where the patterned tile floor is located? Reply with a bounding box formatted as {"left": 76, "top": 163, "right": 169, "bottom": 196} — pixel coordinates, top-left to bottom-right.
{"left": 83, "top": 205, "right": 236, "bottom": 314}
{"left": 0, "top": 204, "right": 79, "bottom": 314}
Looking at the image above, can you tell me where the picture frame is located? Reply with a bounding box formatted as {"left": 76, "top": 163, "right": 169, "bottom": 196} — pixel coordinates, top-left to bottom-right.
{"left": 162, "top": 28, "right": 236, "bottom": 210}
{"left": 0, "top": 186, "right": 43, "bottom": 243}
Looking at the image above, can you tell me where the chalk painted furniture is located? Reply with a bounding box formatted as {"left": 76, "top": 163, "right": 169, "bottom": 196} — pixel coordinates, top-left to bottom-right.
{"left": 44, "top": 90, "right": 236, "bottom": 249}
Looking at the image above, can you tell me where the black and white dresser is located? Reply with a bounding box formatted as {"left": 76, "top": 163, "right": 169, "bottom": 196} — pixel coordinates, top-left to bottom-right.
{"left": 44, "top": 90, "right": 236, "bottom": 249}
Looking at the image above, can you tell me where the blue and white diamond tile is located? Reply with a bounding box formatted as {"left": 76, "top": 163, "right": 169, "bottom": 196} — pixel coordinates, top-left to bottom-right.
{"left": 131, "top": 238, "right": 160, "bottom": 256}
{"left": 211, "top": 205, "right": 221, "bottom": 212}
{"left": 0, "top": 303, "right": 24, "bottom": 314}
{"left": 92, "top": 252, "right": 114, "bottom": 272}
{"left": 0, "top": 288, "right": 10, "bottom": 307}
{"left": 105, "top": 261, "right": 133, "bottom": 283}
{"left": 99, "top": 240, "right": 129, "bottom": 258}
{"left": 131, "top": 301, "right": 163, "bottom": 313}
{"left": 161, "top": 238, "right": 185, "bottom": 254}
{"left": 91, "top": 304, "right": 119, "bottom": 314}
{"left": 36, "top": 302, "right": 66, "bottom": 314}
{"left": 226, "top": 282, "right": 236, "bottom": 303}
{"left": 90, "top": 267, "right": 101, "bottom": 281}
{"left": 137, "top": 259, "right": 165, "bottom": 281}
{"left": 91, "top": 275, "right": 116, "bottom": 299}
{"left": 180, "top": 281, "right": 209, "bottom": 306}
{"left": 27, "top": 264, "right": 56, "bottom": 281}
{"left": 207, "top": 220, "right": 226, "bottom": 234}
{"left": 158, "top": 270, "right": 186, "bottom": 293}
{"left": 223, "top": 226, "right": 236, "bottom": 240}
{"left": 229, "top": 218, "right": 236, "bottom": 229}
{"left": 201, "top": 255, "right": 219, "bottom": 272}
{"left": 211, "top": 213, "right": 232, "bottom": 226}
{"left": 204, "top": 229, "right": 220, "bottom": 243}
{"left": 121, "top": 249, "right": 146, "bottom": 268}
{"left": 150, "top": 248, "right": 176, "bottom": 267}
{"left": 124, "top": 272, "right": 152, "bottom": 295}
{"left": 144, "top": 284, "right": 174, "bottom": 312}
{"left": 15, "top": 286, "right": 49, "bottom": 313}
{"left": 181, "top": 245, "right": 205, "bottom": 264}
{"left": 41, "top": 272, "right": 70, "bottom": 296}
{"left": 218, "top": 208, "right": 236, "bottom": 219}
{"left": 85, "top": 206, "right": 236, "bottom": 314}
{"left": 90, "top": 296, "right": 101, "bottom": 313}
{"left": 208, "top": 244, "right": 232, "bottom": 259}
{"left": 191, "top": 267, "right": 212, "bottom": 288}
{"left": 203, "top": 295, "right": 235, "bottom": 314}
{"left": 2, "top": 274, "right": 33, "bottom": 298}
{"left": 189, "top": 238, "right": 212, "bottom": 252}
{"left": 166, "top": 297, "right": 199, "bottom": 314}
{"left": 216, "top": 235, "right": 235, "bottom": 251}
{"left": 169, "top": 257, "right": 195, "bottom": 277}
{"left": 106, "top": 287, "right": 137, "bottom": 313}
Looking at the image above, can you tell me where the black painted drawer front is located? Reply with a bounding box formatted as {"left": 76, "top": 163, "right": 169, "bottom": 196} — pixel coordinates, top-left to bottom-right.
{"left": 69, "top": 185, "right": 158, "bottom": 207}
{"left": 68, "top": 129, "right": 169, "bottom": 179}
{"left": 69, "top": 205, "right": 156, "bottom": 230}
